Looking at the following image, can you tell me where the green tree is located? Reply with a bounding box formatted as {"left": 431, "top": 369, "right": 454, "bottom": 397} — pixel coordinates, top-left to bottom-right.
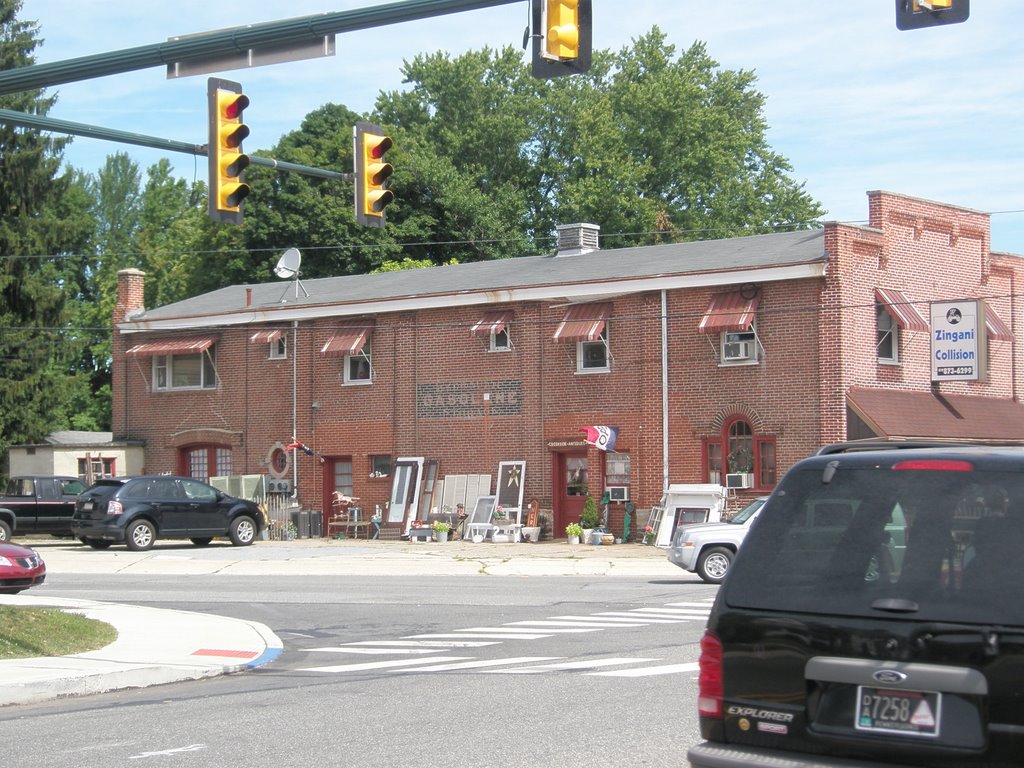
{"left": 0, "top": 0, "right": 93, "bottom": 458}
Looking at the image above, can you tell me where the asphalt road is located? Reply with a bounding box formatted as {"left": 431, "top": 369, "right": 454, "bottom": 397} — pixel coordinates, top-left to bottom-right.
{"left": 2, "top": 570, "right": 715, "bottom": 767}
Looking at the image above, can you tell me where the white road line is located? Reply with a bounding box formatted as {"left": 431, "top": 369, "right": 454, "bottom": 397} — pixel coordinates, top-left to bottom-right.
{"left": 462, "top": 626, "right": 602, "bottom": 634}
{"left": 405, "top": 633, "right": 554, "bottom": 640}
{"left": 627, "top": 608, "right": 710, "bottom": 616}
{"left": 664, "top": 601, "right": 717, "bottom": 608}
{"left": 298, "top": 655, "right": 469, "bottom": 673}
{"left": 551, "top": 615, "right": 663, "bottom": 624}
{"left": 593, "top": 612, "right": 689, "bottom": 622}
{"left": 395, "top": 656, "right": 559, "bottom": 673}
{"left": 308, "top": 647, "right": 442, "bottom": 655}
{"left": 590, "top": 662, "right": 701, "bottom": 677}
{"left": 489, "top": 658, "right": 653, "bottom": 674}
{"left": 504, "top": 620, "right": 638, "bottom": 629}
{"left": 345, "top": 640, "right": 500, "bottom": 648}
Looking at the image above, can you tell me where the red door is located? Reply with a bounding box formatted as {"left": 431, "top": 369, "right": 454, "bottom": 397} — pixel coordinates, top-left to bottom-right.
{"left": 553, "top": 450, "right": 589, "bottom": 537}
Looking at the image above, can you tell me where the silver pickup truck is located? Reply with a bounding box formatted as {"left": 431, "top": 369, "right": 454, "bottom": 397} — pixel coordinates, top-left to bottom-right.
{"left": 667, "top": 497, "right": 767, "bottom": 583}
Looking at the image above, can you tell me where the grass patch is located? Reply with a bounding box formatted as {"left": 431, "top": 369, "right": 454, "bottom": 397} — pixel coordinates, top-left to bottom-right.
{"left": 0, "top": 606, "right": 118, "bottom": 659}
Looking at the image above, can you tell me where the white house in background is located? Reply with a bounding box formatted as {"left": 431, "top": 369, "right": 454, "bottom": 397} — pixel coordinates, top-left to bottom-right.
{"left": 6, "top": 431, "right": 145, "bottom": 481}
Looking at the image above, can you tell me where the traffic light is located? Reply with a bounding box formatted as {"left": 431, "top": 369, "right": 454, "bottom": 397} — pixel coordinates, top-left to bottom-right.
{"left": 353, "top": 121, "right": 394, "bottom": 228}
{"left": 896, "top": 0, "right": 969, "bottom": 30}
{"left": 207, "top": 77, "right": 251, "bottom": 224}
{"left": 531, "top": 0, "right": 592, "bottom": 79}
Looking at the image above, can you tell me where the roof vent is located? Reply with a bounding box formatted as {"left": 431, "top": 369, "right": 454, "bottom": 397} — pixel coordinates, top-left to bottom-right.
{"left": 555, "top": 223, "right": 601, "bottom": 257}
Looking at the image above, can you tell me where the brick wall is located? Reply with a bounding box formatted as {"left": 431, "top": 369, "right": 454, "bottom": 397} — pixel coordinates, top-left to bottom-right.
{"left": 111, "top": 191, "right": 1024, "bottom": 527}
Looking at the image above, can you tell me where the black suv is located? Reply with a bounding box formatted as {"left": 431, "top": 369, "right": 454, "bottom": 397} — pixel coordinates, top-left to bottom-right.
{"left": 72, "top": 476, "right": 264, "bottom": 551}
{"left": 689, "top": 444, "right": 1023, "bottom": 768}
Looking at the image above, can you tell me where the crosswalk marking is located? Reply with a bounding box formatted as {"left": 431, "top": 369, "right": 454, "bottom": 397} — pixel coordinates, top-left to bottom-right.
{"left": 489, "top": 658, "right": 652, "bottom": 674}
{"left": 344, "top": 640, "right": 500, "bottom": 648}
{"left": 396, "top": 656, "right": 559, "bottom": 673}
{"left": 592, "top": 612, "right": 689, "bottom": 622}
{"left": 308, "top": 646, "right": 441, "bottom": 655}
{"left": 298, "top": 600, "right": 714, "bottom": 678}
{"left": 406, "top": 632, "right": 554, "bottom": 640}
{"left": 590, "top": 662, "right": 700, "bottom": 677}
{"left": 504, "top": 620, "right": 638, "bottom": 629}
{"left": 458, "top": 625, "right": 603, "bottom": 634}
{"left": 298, "top": 655, "right": 470, "bottom": 673}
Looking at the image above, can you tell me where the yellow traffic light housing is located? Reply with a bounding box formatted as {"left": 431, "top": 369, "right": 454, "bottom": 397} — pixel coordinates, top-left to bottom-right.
{"left": 531, "top": 0, "right": 592, "bottom": 79}
{"left": 353, "top": 121, "right": 394, "bottom": 228}
{"left": 896, "top": 0, "right": 969, "bottom": 30}
{"left": 207, "top": 77, "right": 251, "bottom": 224}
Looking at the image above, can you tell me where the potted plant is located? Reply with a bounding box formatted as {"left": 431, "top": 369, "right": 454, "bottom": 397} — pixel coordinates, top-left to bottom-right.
{"left": 565, "top": 522, "right": 583, "bottom": 545}
{"left": 641, "top": 524, "right": 656, "bottom": 545}
{"left": 728, "top": 446, "right": 755, "bottom": 486}
{"left": 431, "top": 519, "right": 451, "bottom": 543}
{"left": 580, "top": 495, "right": 600, "bottom": 544}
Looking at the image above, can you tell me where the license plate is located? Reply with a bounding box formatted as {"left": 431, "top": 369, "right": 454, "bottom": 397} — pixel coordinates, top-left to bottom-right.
{"left": 855, "top": 686, "right": 941, "bottom": 737}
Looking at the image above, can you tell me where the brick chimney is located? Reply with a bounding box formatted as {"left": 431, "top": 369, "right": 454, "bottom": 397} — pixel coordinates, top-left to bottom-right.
{"left": 555, "top": 223, "right": 601, "bottom": 257}
{"left": 115, "top": 268, "right": 145, "bottom": 324}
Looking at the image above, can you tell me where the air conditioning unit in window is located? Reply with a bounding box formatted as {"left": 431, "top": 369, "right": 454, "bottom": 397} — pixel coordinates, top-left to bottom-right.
{"left": 605, "top": 486, "right": 630, "bottom": 502}
{"left": 723, "top": 340, "right": 755, "bottom": 362}
{"left": 725, "top": 473, "right": 752, "bottom": 489}
{"left": 266, "top": 479, "right": 292, "bottom": 494}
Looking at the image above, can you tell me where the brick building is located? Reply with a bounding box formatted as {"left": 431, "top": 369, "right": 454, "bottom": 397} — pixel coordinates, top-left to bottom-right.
{"left": 111, "top": 190, "right": 1024, "bottom": 538}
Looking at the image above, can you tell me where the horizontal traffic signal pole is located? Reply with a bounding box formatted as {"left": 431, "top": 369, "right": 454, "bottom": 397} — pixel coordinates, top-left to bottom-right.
{"left": 0, "top": 0, "right": 521, "bottom": 96}
{"left": 0, "top": 108, "right": 351, "bottom": 182}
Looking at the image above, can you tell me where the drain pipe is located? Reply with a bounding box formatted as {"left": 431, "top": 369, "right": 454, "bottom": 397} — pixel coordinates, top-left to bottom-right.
{"left": 662, "top": 290, "right": 670, "bottom": 492}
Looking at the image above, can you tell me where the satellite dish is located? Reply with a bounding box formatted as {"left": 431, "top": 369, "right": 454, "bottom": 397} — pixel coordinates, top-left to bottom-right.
{"left": 274, "top": 248, "right": 301, "bottom": 279}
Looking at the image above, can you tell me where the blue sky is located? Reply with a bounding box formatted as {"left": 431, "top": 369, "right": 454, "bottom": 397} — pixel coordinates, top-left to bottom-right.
{"left": 26, "top": 1, "right": 1024, "bottom": 253}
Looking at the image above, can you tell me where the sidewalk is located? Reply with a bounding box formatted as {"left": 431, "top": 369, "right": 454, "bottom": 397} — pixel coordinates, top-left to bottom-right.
{"left": 0, "top": 594, "right": 282, "bottom": 707}
{"left": 0, "top": 537, "right": 680, "bottom": 708}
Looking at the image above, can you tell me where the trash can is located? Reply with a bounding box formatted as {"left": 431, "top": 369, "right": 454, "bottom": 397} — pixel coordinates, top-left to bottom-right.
{"left": 309, "top": 510, "right": 323, "bottom": 538}
{"left": 291, "top": 510, "right": 310, "bottom": 538}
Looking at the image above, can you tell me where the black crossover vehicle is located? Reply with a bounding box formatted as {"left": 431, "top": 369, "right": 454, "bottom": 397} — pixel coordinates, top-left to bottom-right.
{"left": 689, "top": 443, "right": 1024, "bottom": 768}
{"left": 72, "top": 476, "right": 264, "bottom": 551}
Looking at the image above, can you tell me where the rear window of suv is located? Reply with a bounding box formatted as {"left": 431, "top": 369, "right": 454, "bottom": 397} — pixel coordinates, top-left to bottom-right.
{"left": 724, "top": 459, "right": 1024, "bottom": 626}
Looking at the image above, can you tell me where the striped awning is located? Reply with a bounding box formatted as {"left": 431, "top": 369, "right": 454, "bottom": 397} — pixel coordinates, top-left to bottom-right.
{"left": 552, "top": 303, "right": 612, "bottom": 343}
{"left": 250, "top": 329, "right": 285, "bottom": 344}
{"left": 875, "top": 288, "right": 929, "bottom": 332}
{"left": 985, "top": 309, "right": 1014, "bottom": 341}
{"left": 470, "top": 311, "right": 513, "bottom": 338}
{"left": 320, "top": 322, "right": 374, "bottom": 357}
{"left": 125, "top": 336, "right": 217, "bottom": 358}
{"left": 698, "top": 292, "right": 760, "bottom": 334}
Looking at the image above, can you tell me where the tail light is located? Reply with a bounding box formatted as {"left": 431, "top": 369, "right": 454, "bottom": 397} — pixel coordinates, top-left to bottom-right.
{"left": 698, "top": 631, "right": 724, "bottom": 718}
{"left": 107, "top": 500, "right": 123, "bottom": 516}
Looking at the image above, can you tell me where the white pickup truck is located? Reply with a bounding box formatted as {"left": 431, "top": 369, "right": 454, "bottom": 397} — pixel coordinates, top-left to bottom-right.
{"left": 667, "top": 497, "right": 767, "bottom": 583}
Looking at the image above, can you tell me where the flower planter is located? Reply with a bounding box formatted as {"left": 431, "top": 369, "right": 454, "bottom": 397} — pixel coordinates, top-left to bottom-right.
{"left": 434, "top": 530, "right": 448, "bottom": 542}
{"left": 567, "top": 535, "right": 580, "bottom": 545}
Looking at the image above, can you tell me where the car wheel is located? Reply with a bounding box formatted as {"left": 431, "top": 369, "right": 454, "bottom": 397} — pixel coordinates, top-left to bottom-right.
{"left": 85, "top": 538, "right": 113, "bottom": 550}
{"left": 190, "top": 537, "right": 213, "bottom": 546}
{"left": 0, "top": 520, "right": 11, "bottom": 542}
{"left": 126, "top": 520, "right": 156, "bottom": 551}
{"left": 697, "top": 546, "right": 733, "bottom": 584}
{"left": 229, "top": 515, "right": 256, "bottom": 546}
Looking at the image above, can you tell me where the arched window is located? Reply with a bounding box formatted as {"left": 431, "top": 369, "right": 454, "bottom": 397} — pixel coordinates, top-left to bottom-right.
{"left": 704, "top": 417, "right": 776, "bottom": 490}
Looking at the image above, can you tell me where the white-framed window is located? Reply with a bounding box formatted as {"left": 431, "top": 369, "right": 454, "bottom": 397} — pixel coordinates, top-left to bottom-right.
{"left": 490, "top": 327, "right": 511, "bottom": 352}
{"left": 269, "top": 334, "right": 288, "bottom": 360}
{"left": 183, "top": 446, "right": 231, "bottom": 481}
{"left": 877, "top": 306, "right": 899, "bottom": 363}
{"left": 720, "top": 324, "right": 758, "bottom": 366}
{"left": 578, "top": 328, "right": 609, "bottom": 372}
{"left": 344, "top": 340, "right": 373, "bottom": 385}
{"left": 153, "top": 348, "right": 217, "bottom": 390}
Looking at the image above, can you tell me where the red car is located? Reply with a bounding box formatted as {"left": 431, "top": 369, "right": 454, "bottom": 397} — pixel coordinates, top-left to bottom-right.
{"left": 0, "top": 542, "right": 46, "bottom": 594}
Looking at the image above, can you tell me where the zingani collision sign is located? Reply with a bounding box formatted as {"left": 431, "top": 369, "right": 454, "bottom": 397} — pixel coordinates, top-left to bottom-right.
{"left": 930, "top": 300, "right": 987, "bottom": 382}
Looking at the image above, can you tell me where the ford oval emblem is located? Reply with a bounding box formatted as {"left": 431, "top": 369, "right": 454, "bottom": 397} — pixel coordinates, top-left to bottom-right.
{"left": 873, "top": 669, "right": 907, "bottom": 685}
